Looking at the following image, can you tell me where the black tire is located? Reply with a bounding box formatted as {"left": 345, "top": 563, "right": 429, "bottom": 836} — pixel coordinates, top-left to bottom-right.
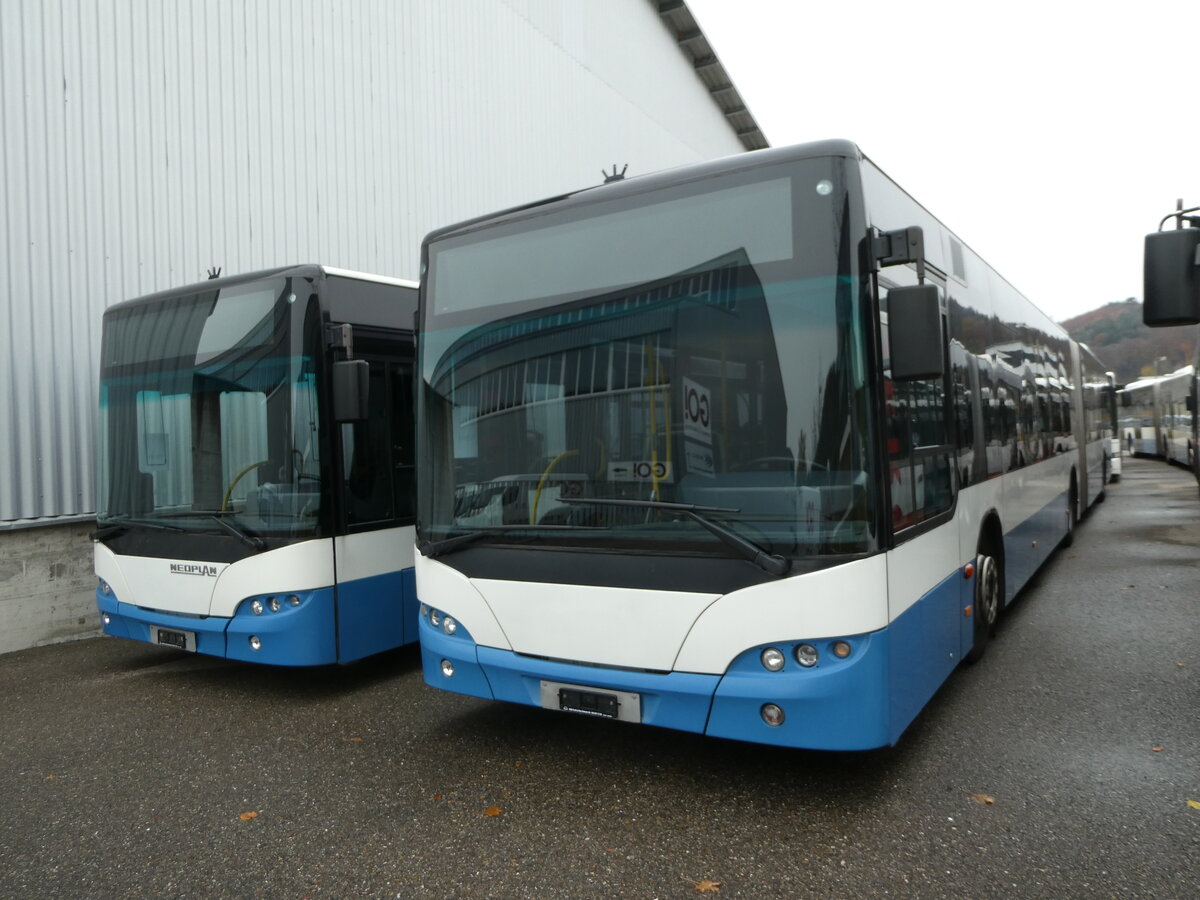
{"left": 965, "top": 552, "right": 1001, "bottom": 664}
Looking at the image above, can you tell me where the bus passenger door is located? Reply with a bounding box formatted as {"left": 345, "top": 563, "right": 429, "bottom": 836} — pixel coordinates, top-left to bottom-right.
{"left": 333, "top": 356, "right": 418, "bottom": 661}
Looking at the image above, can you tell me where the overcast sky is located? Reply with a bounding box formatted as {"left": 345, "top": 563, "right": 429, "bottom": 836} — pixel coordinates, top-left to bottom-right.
{"left": 685, "top": 0, "right": 1200, "bottom": 323}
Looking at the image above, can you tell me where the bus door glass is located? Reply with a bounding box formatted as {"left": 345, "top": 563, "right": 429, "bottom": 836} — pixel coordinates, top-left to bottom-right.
{"left": 880, "top": 280, "right": 955, "bottom": 534}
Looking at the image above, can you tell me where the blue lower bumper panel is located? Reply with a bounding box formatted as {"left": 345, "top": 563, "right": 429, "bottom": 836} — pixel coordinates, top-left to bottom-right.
{"left": 96, "top": 568, "right": 419, "bottom": 666}
{"left": 420, "top": 615, "right": 905, "bottom": 751}
{"left": 96, "top": 586, "right": 339, "bottom": 666}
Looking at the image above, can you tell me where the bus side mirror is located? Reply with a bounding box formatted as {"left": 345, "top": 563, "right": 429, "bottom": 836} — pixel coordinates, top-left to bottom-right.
{"left": 888, "top": 284, "right": 944, "bottom": 381}
{"left": 1143, "top": 228, "right": 1200, "bottom": 326}
{"left": 332, "top": 359, "right": 370, "bottom": 421}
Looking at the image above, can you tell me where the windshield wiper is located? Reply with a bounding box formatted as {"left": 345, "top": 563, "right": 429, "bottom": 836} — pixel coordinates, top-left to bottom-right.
{"left": 91, "top": 518, "right": 187, "bottom": 541}
{"left": 420, "top": 524, "right": 594, "bottom": 559}
{"left": 560, "top": 497, "right": 791, "bottom": 577}
{"left": 420, "top": 530, "right": 490, "bottom": 559}
{"left": 209, "top": 515, "right": 267, "bottom": 552}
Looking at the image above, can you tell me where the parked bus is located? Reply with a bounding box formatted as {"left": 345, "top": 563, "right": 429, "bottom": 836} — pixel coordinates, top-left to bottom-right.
{"left": 94, "top": 265, "right": 420, "bottom": 665}
{"left": 1159, "top": 366, "right": 1195, "bottom": 469}
{"left": 1118, "top": 366, "right": 1194, "bottom": 468}
{"left": 414, "top": 140, "right": 1111, "bottom": 750}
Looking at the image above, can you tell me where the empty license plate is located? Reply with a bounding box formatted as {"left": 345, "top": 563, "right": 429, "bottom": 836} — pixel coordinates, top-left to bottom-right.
{"left": 539, "top": 680, "right": 641, "bottom": 723}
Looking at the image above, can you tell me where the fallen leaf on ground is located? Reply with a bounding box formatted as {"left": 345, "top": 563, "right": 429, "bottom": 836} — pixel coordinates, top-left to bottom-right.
{"left": 239, "top": 811, "right": 259, "bottom": 821}
{"left": 348, "top": 736, "right": 363, "bottom": 743}
{"left": 1152, "top": 746, "right": 1165, "bottom": 752}
{"left": 1188, "top": 800, "right": 1200, "bottom": 810}
{"left": 484, "top": 806, "right": 503, "bottom": 817}
{"left": 690, "top": 879, "right": 721, "bottom": 893}
{"left": 968, "top": 793, "right": 996, "bottom": 805}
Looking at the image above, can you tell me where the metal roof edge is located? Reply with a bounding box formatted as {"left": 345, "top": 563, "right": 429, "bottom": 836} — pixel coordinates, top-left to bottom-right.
{"left": 650, "top": 0, "right": 770, "bottom": 151}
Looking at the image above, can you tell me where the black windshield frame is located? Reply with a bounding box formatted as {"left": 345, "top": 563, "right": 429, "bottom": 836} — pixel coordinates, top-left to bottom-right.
{"left": 97, "top": 273, "right": 331, "bottom": 550}
{"left": 418, "top": 151, "right": 879, "bottom": 580}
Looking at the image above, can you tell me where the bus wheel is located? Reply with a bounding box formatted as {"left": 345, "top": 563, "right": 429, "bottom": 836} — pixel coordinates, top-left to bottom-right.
{"left": 966, "top": 553, "right": 1000, "bottom": 664}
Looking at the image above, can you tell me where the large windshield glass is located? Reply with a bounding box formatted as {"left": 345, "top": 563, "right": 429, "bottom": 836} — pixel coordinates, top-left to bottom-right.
{"left": 419, "top": 157, "right": 876, "bottom": 561}
{"left": 98, "top": 276, "right": 325, "bottom": 539}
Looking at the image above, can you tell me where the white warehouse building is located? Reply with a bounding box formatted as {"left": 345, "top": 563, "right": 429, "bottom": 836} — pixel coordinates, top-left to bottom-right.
{"left": 0, "top": 0, "right": 766, "bottom": 653}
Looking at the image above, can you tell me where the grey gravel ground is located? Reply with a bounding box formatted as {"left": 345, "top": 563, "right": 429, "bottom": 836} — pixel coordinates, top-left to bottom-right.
{"left": 1, "top": 456, "right": 1197, "bottom": 899}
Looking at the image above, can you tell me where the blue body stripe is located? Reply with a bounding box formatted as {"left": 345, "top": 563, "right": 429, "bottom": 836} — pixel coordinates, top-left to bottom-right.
{"left": 419, "top": 564, "right": 976, "bottom": 751}
{"left": 96, "top": 567, "right": 418, "bottom": 666}
{"left": 1002, "top": 485, "right": 1070, "bottom": 604}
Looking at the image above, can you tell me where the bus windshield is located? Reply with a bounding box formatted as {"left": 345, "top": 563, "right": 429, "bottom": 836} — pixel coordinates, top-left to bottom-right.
{"left": 419, "top": 158, "right": 878, "bottom": 560}
{"left": 98, "top": 276, "right": 325, "bottom": 540}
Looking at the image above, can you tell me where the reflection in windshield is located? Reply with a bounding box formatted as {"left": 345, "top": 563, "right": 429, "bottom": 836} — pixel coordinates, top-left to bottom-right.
{"left": 421, "top": 165, "right": 876, "bottom": 561}
{"left": 97, "top": 277, "right": 324, "bottom": 539}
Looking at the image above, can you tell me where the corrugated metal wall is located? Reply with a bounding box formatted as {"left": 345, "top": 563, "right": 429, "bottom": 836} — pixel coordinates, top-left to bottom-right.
{"left": 0, "top": 0, "right": 752, "bottom": 525}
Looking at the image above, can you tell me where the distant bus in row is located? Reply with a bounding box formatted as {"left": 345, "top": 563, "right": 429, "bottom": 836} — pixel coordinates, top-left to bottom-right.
{"left": 1119, "top": 365, "right": 1196, "bottom": 471}
{"left": 414, "top": 139, "right": 1116, "bottom": 751}
{"left": 94, "top": 266, "right": 420, "bottom": 665}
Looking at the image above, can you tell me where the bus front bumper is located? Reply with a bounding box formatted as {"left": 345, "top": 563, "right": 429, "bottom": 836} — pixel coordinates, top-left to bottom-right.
{"left": 95, "top": 585, "right": 338, "bottom": 666}
{"left": 419, "top": 612, "right": 893, "bottom": 751}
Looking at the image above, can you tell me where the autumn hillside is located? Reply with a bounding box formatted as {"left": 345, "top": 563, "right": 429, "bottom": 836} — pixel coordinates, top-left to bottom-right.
{"left": 1060, "top": 299, "right": 1199, "bottom": 385}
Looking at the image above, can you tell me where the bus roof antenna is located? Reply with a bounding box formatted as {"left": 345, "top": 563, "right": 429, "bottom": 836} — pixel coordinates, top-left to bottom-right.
{"left": 602, "top": 164, "right": 628, "bottom": 184}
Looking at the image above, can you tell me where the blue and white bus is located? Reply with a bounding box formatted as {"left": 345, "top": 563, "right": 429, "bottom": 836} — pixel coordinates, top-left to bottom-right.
{"left": 95, "top": 265, "right": 420, "bottom": 665}
{"left": 414, "top": 141, "right": 1111, "bottom": 750}
{"left": 1119, "top": 366, "right": 1194, "bottom": 467}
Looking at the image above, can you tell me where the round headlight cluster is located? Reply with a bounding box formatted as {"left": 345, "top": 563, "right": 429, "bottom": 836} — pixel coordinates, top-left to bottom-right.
{"left": 423, "top": 606, "right": 460, "bottom": 636}
{"left": 249, "top": 595, "right": 302, "bottom": 616}
{"left": 98, "top": 578, "right": 113, "bottom": 596}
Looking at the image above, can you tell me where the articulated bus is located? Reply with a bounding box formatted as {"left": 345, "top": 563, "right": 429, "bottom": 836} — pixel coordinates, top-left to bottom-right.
{"left": 414, "top": 140, "right": 1111, "bottom": 750}
{"left": 95, "top": 265, "right": 420, "bottom": 665}
{"left": 1119, "top": 366, "right": 1195, "bottom": 468}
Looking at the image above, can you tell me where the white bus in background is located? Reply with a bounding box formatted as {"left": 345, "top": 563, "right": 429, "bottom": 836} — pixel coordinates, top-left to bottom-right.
{"left": 1118, "top": 366, "right": 1194, "bottom": 469}
{"left": 414, "top": 140, "right": 1112, "bottom": 750}
{"left": 95, "top": 266, "right": 420, "bottom": 665}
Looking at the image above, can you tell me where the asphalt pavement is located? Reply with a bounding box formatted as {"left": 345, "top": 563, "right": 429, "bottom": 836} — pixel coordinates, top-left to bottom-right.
{"left": 1, "top": 456, "right": 1197, "bottom": 899}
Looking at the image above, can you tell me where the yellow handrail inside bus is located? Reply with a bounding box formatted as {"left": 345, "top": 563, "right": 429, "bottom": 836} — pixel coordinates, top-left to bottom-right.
{"left": 221, "top": 460, "right": 270, "bottom": 513}
{"left": 530, "top": 449, "right": 578, "bottom": 525}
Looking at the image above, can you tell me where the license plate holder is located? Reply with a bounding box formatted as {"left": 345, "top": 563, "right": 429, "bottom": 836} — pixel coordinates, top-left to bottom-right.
{"left": 539, "top": 680, "right": 641, "bottom": 723}
{"left": 151, "top": 626, "right": 196, "bottom": 652}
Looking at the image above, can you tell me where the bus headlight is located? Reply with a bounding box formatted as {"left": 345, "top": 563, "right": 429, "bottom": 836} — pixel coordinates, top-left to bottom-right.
{"left": 794, "top": 644, "right": 819, "bottom": 667}
{"left": 760, "top": 647, "right": 785, "bottom": 672}
{"left": 442, "top": 616, "right": 458, "bottom": 635}
{"left": 440, "top": 659, "right": 455, "bottom": 677}
{"left": 98, "top": 579, "right": 112, "bottom": 596}
{"left": 429, "top": 610, "right": 441, "bottom": 627}
{"left": 251, "top": 599, "right": 264, "bottom": 616}
{"left": 287, "top": 595, "right": 301, "bottom": 607}
{"left": 761, "top": 703, "right": 785, "bottom": 726}
{"left": 268, "top": 596, "right": 282, "bottom": 613}
{"left": 832, "top": 641, "right": 852, "bottom": 659}
{"left": 249, "top": 635, "right": 262, "bottom": 651}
